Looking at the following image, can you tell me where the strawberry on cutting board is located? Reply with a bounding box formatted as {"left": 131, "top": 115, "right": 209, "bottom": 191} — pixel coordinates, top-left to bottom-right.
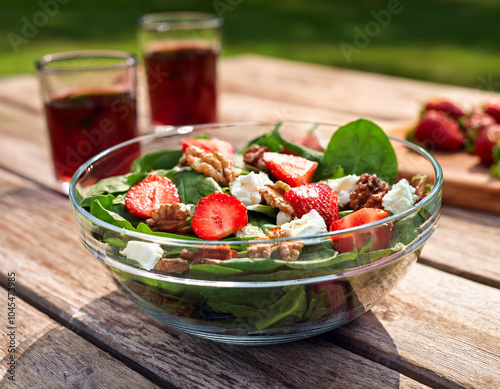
{"left": 330, "top": 208, "right": 392, "bottom": 253}
{"left": 262, "top": 152, "right": 318, "bottom": 187}
{"left": 414, "top": 110, "right": 465, "bottom": 151}
{"left": 191, "top": 192, "right": 248, "bottom": 240}
{"left": 424, "top": 97, "right": 465, "bottom": 119}
{"left": 284, "top": 183, "right": 339, "bottom": 226}
{"left": 475, "top": 124, "right": 500, "bottom": 166}
{"left": 181, "top": 137, "right": 236, "bottom": 160}
{"left": 125, "top": 174, "right": 181, "bottom": 219}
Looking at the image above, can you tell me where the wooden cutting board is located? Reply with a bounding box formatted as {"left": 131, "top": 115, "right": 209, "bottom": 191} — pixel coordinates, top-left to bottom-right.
{"left": 388, "top": 125, "right": 500, "bottom": 215}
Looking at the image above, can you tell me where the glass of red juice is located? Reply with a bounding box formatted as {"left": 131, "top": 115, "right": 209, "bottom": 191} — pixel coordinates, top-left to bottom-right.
{"left": 36, "top": 50, "right": 140, "bottom": 193}
{"left": 138, "top": 12, "right": 222, "bottom": 127}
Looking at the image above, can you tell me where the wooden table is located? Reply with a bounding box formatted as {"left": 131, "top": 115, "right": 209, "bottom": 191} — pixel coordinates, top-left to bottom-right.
{"left": 1, "top": 55, "right": 499, "bottom": 388}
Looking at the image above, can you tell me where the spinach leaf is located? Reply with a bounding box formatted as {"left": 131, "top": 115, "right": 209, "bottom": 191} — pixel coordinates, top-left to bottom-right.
{"left": 84, "top": 174, "right": 133, "bottom": 198}
{"left": 131, "top": 150, "right": 183, "bottom": 174}
{"left": 270, "top": 123, "right": 323, "bottom": 162}
{"left": 90, "top": 199, "right": 135, "bottom": 230}
{"left": 81, "top": 194, "right": 115, "bottom": 208}
{"left": 390, "top": 211, "right": 426, "bottom": 246}
{"left": 246, "top": 204, "right": 278, "bottom": 218}
{"left": 166, "top": 167, "right": 222, "bottom": 204}
{"left": 323, "top": 119, "right": 398, "bottom": 184}
{"left": 203, "top": 285, "right": 307, "bottom": 330}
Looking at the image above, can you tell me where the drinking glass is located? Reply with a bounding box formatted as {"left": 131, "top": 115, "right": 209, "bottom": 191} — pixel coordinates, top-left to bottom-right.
{"left": 138, "top": 12, "right": 222, "bottom": 126}
{"left": 36, "top": 50, "right": 139, "bottom": 193}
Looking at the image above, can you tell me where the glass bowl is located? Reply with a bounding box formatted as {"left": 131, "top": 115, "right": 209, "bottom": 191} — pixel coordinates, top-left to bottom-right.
{"left": 69, "top": 121, "right": 443, "bottom": 345}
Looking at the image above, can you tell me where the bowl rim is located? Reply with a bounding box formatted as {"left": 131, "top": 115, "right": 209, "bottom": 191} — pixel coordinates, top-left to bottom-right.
{"left": 69, "top": 121, "right": 443, "bottom": 285}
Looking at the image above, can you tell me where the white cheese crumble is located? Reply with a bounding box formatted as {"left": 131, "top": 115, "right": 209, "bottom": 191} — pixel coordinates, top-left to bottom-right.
{"left": 236, "top": 224, "right": 267, "bottom": 239}
{"left": 276, "top": 211, "right": 293, "bottom": 226}
{"left": 230, "top": 171, "right": 273, "bottom": 206}
{"left": 382, "top": 179, "right": 417, "bottom": 215}
{"left": 324, "top": 174, "right": 360, "bottom": 207}
{"left": 280, "top": 209, "right": 327, "bottom": 238}
{"left": 119, "top": 241, "right": 163, "bottom": 270}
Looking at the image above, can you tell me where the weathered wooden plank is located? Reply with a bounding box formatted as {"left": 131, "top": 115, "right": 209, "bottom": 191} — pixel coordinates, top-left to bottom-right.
{"left": 220, "top": 55, "right": 500, "bottom": 122}
{"left": 323, "top": 264, "right": 500, "bottom": 389}
{"left": 0, "top": 286, "right": 159, "bottom": 388}
{"left": 0, "top": 168, "right": 430, "bottom": 389}
{"left": 419, "top": 206, "right": 500, "bottom": 288}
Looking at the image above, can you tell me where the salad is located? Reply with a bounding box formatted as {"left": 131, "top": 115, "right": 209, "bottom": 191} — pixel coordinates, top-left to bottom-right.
{"left": 77, "top": 119, "right": 435, "bottom": 332}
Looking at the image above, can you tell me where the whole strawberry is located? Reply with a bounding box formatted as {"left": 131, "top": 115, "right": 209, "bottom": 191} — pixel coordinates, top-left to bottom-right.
{"left": 284, "top": 183, "right": 339, "bottom": 226}
{"left": 414, "top": 110, "right": 464, "bottom": 151}
{"left": 484, "top": 102, "right": 500, "bottom": 123}
{"left": 475, "top": 124, "right": 500, "bottom": 166}
{"left": 463, "top": 113, "right": 496, "bottom": 153}
{"left": 424, "top": 98, "right": 465, "bottom": 119}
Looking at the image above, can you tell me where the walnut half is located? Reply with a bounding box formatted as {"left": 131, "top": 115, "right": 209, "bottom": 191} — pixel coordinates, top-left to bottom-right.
{"left": 184, "top": 146, "right": 237, "bottom": 186}
{"left": 146, "top": 203, "right": 191, "bottom": 232}
{"left": 349, "top": 173, "right": 390, "bottom": 210}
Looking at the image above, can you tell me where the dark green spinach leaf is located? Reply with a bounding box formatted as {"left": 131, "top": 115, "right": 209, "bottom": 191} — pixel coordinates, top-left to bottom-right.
{"left": 323, "top": 119, "right": 398, "bottom": 184}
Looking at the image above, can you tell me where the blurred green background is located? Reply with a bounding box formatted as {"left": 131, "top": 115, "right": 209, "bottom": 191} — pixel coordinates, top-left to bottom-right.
{"left": 1, "top": 0, "right": 500, "bottom": 88}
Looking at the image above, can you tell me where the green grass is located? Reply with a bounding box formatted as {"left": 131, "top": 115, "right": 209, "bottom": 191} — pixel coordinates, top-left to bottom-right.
{"left": 1, "top": 0, "right": 500, "bottom": 88}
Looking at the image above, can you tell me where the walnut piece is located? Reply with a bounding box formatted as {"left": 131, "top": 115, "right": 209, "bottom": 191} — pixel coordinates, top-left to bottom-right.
{"left": 246, "top": 224, "right": 304, "bottom": 261}
{"left": 259, "top": 181, "right": 295, "bottom": 215}
{"left": 190, "top": 258, "right": 221, "bottom": 266}
{"left": 279, "top": 241, "right": 304, "bottom": 261}
{"left": 146, "top": 203, "right": 190, "bottom": 232}
{"left": 411, "top": 174, "right": 428, "bottom": 202}
{"left": 184, "top": 146, "right": 237, "bottom": 186}
{"left": 154, "top": 258, "right": 189, "bottom": 274}
{"left": 247, "top": 240, "right": 278, "bottom": 259}
{"left": 243, "top": 145, "right": 269, "bottom": 170}
{"left": 349, "top": 173, "right": 390, "bottom": 210}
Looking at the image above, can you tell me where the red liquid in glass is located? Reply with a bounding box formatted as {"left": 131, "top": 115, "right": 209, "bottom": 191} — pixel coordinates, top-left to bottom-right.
{"left": 44, "top": 87, "right": 138, "bottom": 183}
{"left": 144, "top": 43, "right": 217, "bottom": 126}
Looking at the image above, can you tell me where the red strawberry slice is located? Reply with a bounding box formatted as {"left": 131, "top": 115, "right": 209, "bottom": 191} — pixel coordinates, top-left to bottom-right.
{"left": 284, "top": 183, "right": 339, "bottom": 226}
{"left": 484, "top": 102, "right": 500, "bottom": 123}
{"left": 191, "top": 192, "right": 248, "bottom": 240}
{"left": 181, "top": 137, "right": 236, "bottom": 160}
{"left": 475, "top": 124, "right": 500, "bottom": 166}
{"left": 414, "top": 110, "right": 465, "bottom": 151}
{"left": 262, "top": 152, "right": 318, "bottom": 187}
{"left": 125, "top": 174, "right": 180, "bottom": 219}
{"left": 330, "top": 208, "right": 392, "bottom": 253}
{"left": 424, "top": 98, "right": 465, "bottom": 119}
{"left": 292, "top": 133, "right": 323, "bottom": 151}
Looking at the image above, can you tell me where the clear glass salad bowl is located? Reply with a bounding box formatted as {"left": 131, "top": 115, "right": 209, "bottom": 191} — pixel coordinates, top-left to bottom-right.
{"left": 69, "top": 121, "right": 443, "bottom": 345}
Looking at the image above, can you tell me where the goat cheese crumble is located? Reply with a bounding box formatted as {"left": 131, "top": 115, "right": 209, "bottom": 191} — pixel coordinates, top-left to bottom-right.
{"left": 382, "top": 179, "right": 417, "bottom": 215}
{"left": 324, "top": 174, "right": 360, "bottom": 207}
{"left": 230, "top": 171, "right": 273, "bottom": 206}
{"left": 280, "top": 209, "right": 327, "bottom": 238}
{"left": 119, "top": 241, "right": 163, "bottom": 270}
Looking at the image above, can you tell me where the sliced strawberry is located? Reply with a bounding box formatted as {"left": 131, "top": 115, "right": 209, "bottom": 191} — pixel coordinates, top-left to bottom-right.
{"left": 262, "top": 152, "right": 318, "bottom": 187}
{"left": 284, "top": 183, "right": 339, "bottom": 226}
{"left": 191, "top": 192, "right": 248, "bottom": 240}
{"left": 292, "top": 133, "right": 323, "bottom": 151}
{"left": 424, "top": 98, "right": 465, "bottom": 119}
{"left": 125, "top": 174, "right": 180, "bottom": 219}
{"left": 475, "top": 124, "right": 500, "bottom": 166}
{"left": 330, "top": 208, "right": 392, "bottom": 253}
{"left": 181, "top": 137, "right": 236, "bottom": 160}
{"left": 484, "top": 102, "right": 500, "bottom": 123}
{"left": 414, "top": 110, "right": 465, "bottom": 151}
